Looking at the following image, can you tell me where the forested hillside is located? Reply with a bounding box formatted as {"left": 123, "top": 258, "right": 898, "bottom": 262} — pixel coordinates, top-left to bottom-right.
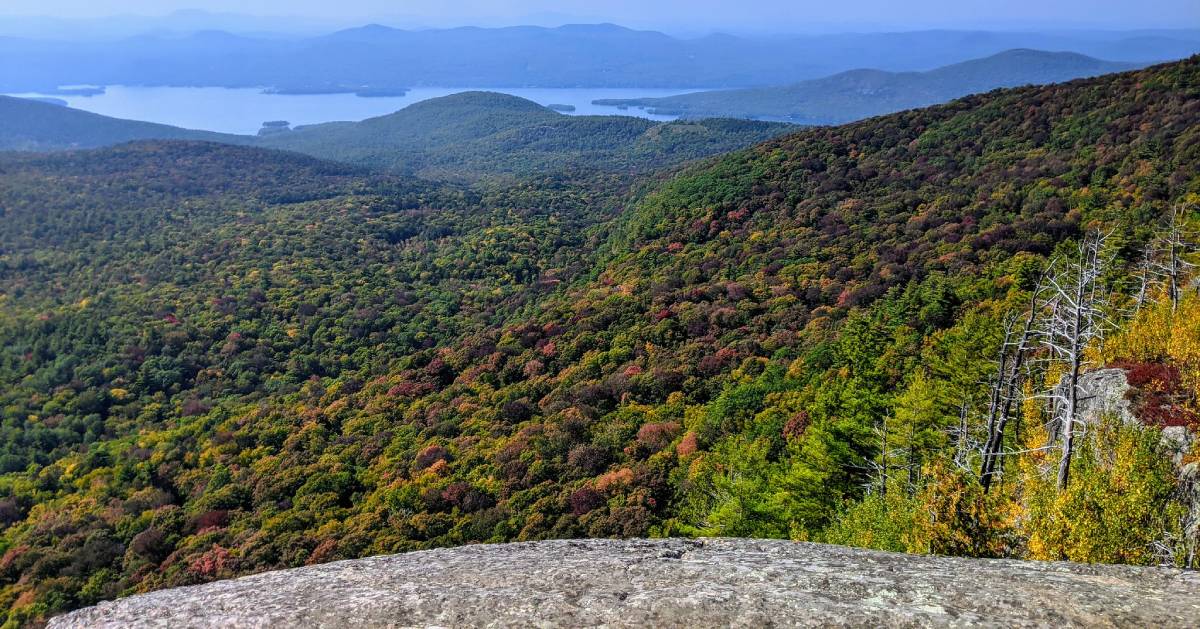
{"left": 256, "top": 92, "right": 793, "bottom": 179}
{"left": 1, "top": 58, "right": 1198, "bottom": 627}
{"left": 594, "top": 49, "right": 1141, "bottom": 123}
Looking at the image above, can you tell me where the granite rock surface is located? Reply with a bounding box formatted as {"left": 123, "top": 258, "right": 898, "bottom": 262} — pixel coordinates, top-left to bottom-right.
{"left": 49, "top": 538, "right": 1200, "bottom": 628}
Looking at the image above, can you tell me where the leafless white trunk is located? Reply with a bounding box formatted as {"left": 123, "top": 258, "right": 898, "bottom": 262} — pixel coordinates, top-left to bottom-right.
{"left": 953, "top": 399, "right": 972, "bottom": 472}
{"left": 1038, "top": 231, "right": 1112, "bottom": 490}
{"left": 1145, "top": 203, "right": 1197, "bottom": 312}
{"left": 1131, "top": 252, "right": 1154, "bottom": 314}
{"left": 980, "top": 275, "right": 1046, "bottom": 492}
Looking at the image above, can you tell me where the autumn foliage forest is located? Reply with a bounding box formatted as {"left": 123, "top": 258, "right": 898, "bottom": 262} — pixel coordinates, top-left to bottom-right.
{"left": 1, "top": 57, "right": 1199, "bottom": 626}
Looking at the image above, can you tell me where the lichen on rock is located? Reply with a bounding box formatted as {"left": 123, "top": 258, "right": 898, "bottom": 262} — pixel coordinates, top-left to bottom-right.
{"left": 50, "top": 538, "right": 1200, "bottom": 628}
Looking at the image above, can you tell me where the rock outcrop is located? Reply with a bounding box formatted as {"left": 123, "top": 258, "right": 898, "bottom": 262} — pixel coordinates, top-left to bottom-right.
{"left": 1066, "top": 368, "right": 1139, "bottom": 425}
{"left": 1053, "top": 367, "right": 1197, "bottom": 462}
{"left": 50, "top": 538, "right": 1200, "bottom": 628}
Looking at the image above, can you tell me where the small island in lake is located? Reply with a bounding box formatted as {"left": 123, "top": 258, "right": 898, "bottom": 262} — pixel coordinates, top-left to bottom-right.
{"left": 547, "top": 103, "right": 576, "bottom": 112}
{"left": 263, "top": 86, "right": 353, "bottom": 95}
{"left": 257, "top": 120, "right": 292, "bottom": 136}
{"left": 262, "top": 85, "right": 410, "bottom": 98}
{"left": 50, "top": 86, "right": 105, "bottom": 97}
{"left": 354, "top": 87, "right": 411, "bottom": 98}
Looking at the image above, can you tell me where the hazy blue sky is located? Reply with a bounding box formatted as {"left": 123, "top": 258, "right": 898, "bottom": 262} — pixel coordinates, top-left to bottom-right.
{"left": 2, "top": 0, "right": 1198, "bottom": 32}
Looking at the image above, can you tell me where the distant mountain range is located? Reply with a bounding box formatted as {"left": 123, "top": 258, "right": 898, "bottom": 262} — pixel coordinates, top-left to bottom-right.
{"left": 1, "top": 24, "right": 1197, "bottom": 92}
{"left": 593, "top": 49, "right": 1143, "bottom": 124}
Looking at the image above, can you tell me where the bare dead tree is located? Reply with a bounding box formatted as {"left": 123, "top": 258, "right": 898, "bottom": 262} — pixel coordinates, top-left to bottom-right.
{"left": 954, "top": 401, "right": 969, "bottom": 469}
{"left": 1131, "top": 250, "right": 1156, "bottom": 315}
{"left": 949, "top": 397, "right": 981, "bottom": 475}
{"left": 868, "top": 414, "right": 893, "bottom": 495}
{"left": 1145, "top": 203, "right": 1198, "bottom": 311}
{"left": 869, "top": 413, "right": 923, "bottom": 496}
{"left": 865, "top": 413, "right": 917, "bottom": 498}
{"left": 979, "top": 271, "right": 1048, "bottom": 492}
{"left": 1038, "top": 231, "right": 1112, "bottom": 490}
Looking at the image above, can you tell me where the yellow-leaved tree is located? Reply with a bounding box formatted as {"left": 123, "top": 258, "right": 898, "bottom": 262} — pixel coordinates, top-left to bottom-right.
{"left": 1020, "top": 417, "right": 1184, "bottom": 564}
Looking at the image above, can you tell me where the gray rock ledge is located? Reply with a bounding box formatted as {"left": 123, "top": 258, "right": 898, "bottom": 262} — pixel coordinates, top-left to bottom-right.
{"left": 49, "top": 538, "right": 1200, "bottom": 628}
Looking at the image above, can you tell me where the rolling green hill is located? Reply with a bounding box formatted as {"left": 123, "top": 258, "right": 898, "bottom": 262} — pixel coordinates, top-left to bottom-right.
{"left": 0, "top": 96, "right": 246, "bottom": 150}
{"left": 256, "top": 91, "right": 794, "bottom": 179}
{"left": 1, "top": 57, "right": 1199, "bottom": 627}
{"left": 595, "top": 49, "right": 1143, "bottom": 123}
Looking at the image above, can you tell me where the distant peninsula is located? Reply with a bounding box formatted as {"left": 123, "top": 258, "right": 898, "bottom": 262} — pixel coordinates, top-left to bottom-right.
{"left": 262, "top": 85, "right": 410, "bottom": 98}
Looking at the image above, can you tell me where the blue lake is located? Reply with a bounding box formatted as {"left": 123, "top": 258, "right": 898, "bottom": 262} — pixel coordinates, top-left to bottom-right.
{"left": 5, "top": 86, "right": 700, "bottom": 135}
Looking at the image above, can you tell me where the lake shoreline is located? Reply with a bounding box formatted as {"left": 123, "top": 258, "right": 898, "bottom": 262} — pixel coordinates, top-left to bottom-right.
{"left": 2, "top": 85, "right": 708, "bottom": 134}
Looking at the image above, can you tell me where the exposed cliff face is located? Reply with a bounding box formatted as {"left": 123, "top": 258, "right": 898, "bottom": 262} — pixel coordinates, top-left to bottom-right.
{"left": 1064, "top": 368, "right": 1139, "bottom": 425}
{"left": 49, "top": 538, "right": 1200, "bottom": 628}
{"left": 1053, "top": 367, "right": 1196, "bottom": 462}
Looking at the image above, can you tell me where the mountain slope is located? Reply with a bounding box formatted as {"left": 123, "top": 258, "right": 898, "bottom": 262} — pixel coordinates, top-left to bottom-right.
{"left": 1, "top": 57, "right": 1198, "bottom": 627}
{"left": 596, "top": 49, "right": 1143, "bottom": 123}
{"left": 257, "top": 91, "right": 794, "bottom": 179}
{"left": 0, "top": 96, "right": 246, "bottom": 150}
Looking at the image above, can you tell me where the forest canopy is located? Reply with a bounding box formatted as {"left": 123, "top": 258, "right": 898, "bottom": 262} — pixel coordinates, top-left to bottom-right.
{"left": 1, "top": 57, "right": 1199, "bottom": 627}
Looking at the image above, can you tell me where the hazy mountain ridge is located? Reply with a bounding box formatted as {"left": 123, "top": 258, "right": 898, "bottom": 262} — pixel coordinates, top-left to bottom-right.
{"left": 595, "top": 49, "right": 1143, "bottom": 123}
{"left": 1, "top": 25, "right": 1196, "bottom": 92}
